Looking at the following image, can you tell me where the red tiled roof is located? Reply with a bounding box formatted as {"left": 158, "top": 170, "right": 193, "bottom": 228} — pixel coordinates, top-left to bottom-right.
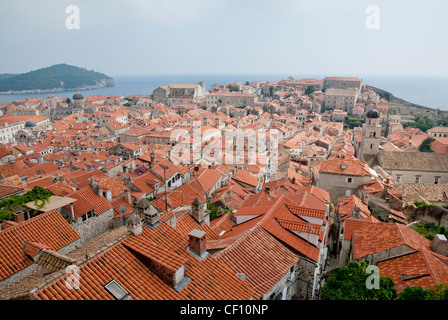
{"left": 342, "top": 219, "right": 378, "bottom": 240}
{"left": 319, "top": 158, "right": 371, "bottom": 176}
{"left": 0, "top": 162, "right": 27, "bottom": 179}
{"left": 27, "top": 176, "right": 55, "bottom": 190}
{"left": 46, "top": 182, "right": 76, "bottom": 196}
{"left": 1, "top": 175, "right": 29, "bottom": 191}
{"left": 0, "top": 185, "right": 24, "bottom": 198}
{"left": 232, "top": 169, "right": 259, "bottom": 187}
{"left": 378, "top": 248, "right": 448, "bottom": 292}
{"left": 214, "top": 226, "right": 299, "bottom": 299}
{"left": 210, "top": 212, "right": 235, "bottom": 235}
{"left": 352, "top": 222, "right": 430, "bottom": 260}
{"left": 151, "top": 183, "right": 206, "bottom": 212}
{"left": 64, "top": 187, "right": 112, "bottom": 218}
{"left": 230, "top": 196, "right": 325, "bottom": 262}
{"left": 196, "top": 168, "right": 222, "bottom": 194}
{"left": 175, "top": 211, "right": 220, "bottom": 241}
{"left": 0, "top": 210, "right": 80, "bottom": 282}
{"left": 32, "top": 222, "right": 255, "bottom": 300}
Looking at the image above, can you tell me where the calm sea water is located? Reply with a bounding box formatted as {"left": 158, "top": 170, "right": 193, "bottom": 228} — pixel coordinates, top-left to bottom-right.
{"left": 0, "top": 74, "right": 447, "bottom": 111}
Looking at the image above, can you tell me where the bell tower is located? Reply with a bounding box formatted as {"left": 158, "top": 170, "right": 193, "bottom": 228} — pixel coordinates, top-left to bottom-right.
{"left": 359, "top": 109, "right": 381, "bottom": 161}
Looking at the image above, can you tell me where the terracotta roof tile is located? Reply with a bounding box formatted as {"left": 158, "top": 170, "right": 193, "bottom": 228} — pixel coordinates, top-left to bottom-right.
{"left": 32, "top": 222, "right": 255, "bottom": 300}
{"left": 64, "top": 187, "right": 112, "bottom": 218}
{"left": 0, "top": 210, "right": 80, "bottom": 282}
{"left": 352, "top": 222, "right": 430, "bottom": 260}
{"left": 214, "top": 226, "right": 299, "bottom": 299}
{"left": 378, "top": 248, "right": 448, "bottom": 292}
{"left": 0, "top": 184, "right": 24, "bottom": 198}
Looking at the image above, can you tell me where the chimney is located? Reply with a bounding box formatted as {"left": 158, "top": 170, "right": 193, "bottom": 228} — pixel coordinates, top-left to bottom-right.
{"left": 105, "top": 189, "right": 112, "bottom": 201}
{"left": 123, "top": 242, "right": 191, "bottom": 292}
{"left": 191, "top": 197, "right": 204, "bottom": 225}
{"left": 96, "top": 183, "right": 103, "bottom": 197}
{"left": 125, "top": 214, "right": 142, "bottom": 236}
{"left": 431, "top": 234, "right": 448, "bottom": 257}
{"left": 265, "top": 186, "right": 271, "bottom": 195}
{"left": 187, "top": 229, "right": 208, "bottom": 259}
{"left": 89, "top": 175, "right": 95, "bottom": 188}
{"left": 353, "top": 205, "right": 361, "bottom": 220}
{"left": 14, "top": 211, "right": 25, "bottom": 223}
{"left": 124, "top": 188, "right": 132, "bottom": 204}
{"left": 216, "top": 207, "right": 224, "bottom": 218}
{"left": 144, "top": 204, "right": 161, "bottom": 228}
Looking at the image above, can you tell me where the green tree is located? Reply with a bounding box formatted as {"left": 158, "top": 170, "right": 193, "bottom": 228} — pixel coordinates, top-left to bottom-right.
{"left": 207, "top": 203, "right": 218, "bottom": 220}
{"left": 437, "top": 119, "right": 448, "bottom": 127}
{"left": 418, "top": 137, "right": 435, "bottom": 152}
{"left": 229, "top": 85, "right": 240, "bottom": 92}
{"left": 426, "top": 283, "right": 448, "bottom": 300}
{"left": 403, "top": 115, "right": 434, "bottom": 133}
{"left": 319, "top": 261, "right": 397, "bottom": 300}
{"left": 398, "top": 283, "right": 448, "bottom": 300}
{"left": 398, "top": 286, "right": 429, "bottom": 300}
{"left": 305, "top": 85, "right": 315, "bottom": 96}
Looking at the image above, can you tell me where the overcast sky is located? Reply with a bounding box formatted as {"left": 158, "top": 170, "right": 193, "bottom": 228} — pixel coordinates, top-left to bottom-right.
{"left": 0, "top": 0, "right": 446, "bottom": 77}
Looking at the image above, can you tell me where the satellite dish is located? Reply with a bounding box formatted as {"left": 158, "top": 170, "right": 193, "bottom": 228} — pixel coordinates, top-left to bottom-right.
{"left": 118, "top": 206, "right": 127, "bottom": 214}
{"left": 237, "top": 273, "right": 247, "bottom": 281}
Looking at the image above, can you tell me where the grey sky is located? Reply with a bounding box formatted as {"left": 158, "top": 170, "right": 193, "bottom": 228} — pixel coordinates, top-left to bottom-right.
{"left": 0, "top": 0, "right": 446, "bottom": 77}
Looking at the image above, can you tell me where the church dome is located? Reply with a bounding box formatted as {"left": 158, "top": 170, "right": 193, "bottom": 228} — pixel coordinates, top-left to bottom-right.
{"left": 24, "top": 120, "right": 37, "bottom": 128}
{"left": 73, "top": 92, "right": 84, "bottom": 100}
{"left": 366, "top": 110, "right": 379, "bottom": 119}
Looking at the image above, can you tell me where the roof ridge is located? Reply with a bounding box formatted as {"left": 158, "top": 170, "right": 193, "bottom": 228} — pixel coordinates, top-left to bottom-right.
{"left": 419, "top": 248, "right": 440, "bottom": 284}
{"left": 395, "top": 223, "right": 410, "bottom": 248}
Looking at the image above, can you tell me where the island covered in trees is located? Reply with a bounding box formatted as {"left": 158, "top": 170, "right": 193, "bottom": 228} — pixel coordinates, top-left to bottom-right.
{"left": 0, "top": 63, "right": 115, "bottom": 94}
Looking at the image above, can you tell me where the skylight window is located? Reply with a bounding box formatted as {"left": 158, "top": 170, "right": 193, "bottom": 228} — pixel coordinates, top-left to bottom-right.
{"left": 104, "top": 280, "right": 130, "bottom": 300}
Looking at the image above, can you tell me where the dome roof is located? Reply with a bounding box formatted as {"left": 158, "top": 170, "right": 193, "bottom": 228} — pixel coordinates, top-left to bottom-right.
{"left": 73, "top": 92, "right": 84, "bottom": 100}
{"left": 25, "top": 120, "right": 37, "bottom": 128}
{"left": 366, "top": 109, "right": 379, "bottom": 119}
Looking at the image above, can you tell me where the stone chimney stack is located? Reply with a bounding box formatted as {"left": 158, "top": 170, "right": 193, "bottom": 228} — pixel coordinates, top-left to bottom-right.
{"left": 126, "top": 214, "right": 142, "bottom": 236}
{"left": 96, "top": 183, "right": 103, "bottom": 197}
{"left": 150, "top": 151, "right": 156, "bottom": 169}
{"left": 191, "top": 197, "right": 204, "bottom": 225}
{"left": 353, "top": 205, "right": 361, "bottom": 220}
{"left": 124, "top": 188, "right": 132, "bottom": 204}
{"left": 145, "top": 203, "right": 161, "bottom": 228}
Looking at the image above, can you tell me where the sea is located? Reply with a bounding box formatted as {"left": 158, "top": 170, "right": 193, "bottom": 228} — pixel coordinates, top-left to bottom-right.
{"left": 0, "top": 74, "right": 447, "bottom": 111}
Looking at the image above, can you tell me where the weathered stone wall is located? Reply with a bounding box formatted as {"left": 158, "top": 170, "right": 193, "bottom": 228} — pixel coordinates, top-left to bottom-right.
{"left": 71, "top": 209, "right": 114, "bottom": 244}
{"left": 403, "top": 205, "right": 448, "bottom": 227}
{"left": 295, "top": 259, "right": 318, "bottom": 300}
